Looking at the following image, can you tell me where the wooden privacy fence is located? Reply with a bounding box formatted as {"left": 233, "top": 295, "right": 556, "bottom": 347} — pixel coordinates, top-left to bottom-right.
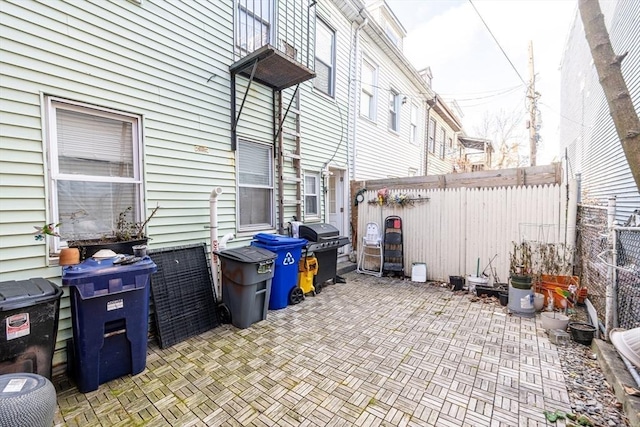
{"left": 351, "top": 164, "right": 568, "bottom": 283}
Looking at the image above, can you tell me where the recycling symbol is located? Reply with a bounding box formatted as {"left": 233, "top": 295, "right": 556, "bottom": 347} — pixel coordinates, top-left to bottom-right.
{"left": 283, "top": 252, "right": 296, "bottom": 266}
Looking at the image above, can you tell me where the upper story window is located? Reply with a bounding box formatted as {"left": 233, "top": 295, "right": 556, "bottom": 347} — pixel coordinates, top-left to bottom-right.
{"left": 360, "top": 59, "right": 377, "bottom": 120}
{"left": 440, "top": 127, "right": 446, "bottom": 159}
{"left": 237, "top": 0, "right": 273, "bottom": 56}
{"left": 428, "top": 118, "right": 436, "bottom": 153}
{"left": 304, "top": 173, "right": 320, "bottom": 217}
{"left": 410, "top": 103, "right": 419, "bottom": 144}
{"left": 384, "top": 23, "right": 401, "bottom": 48}
{"left": 314, "top": 18, "right": 335, "bottom": 97}
{"left": 45, "top": 97, "right": 144, "bottom": 254}
{"left": 388, "top": 91, "right": 400, "bottom": 132}
{"left": 237, "top": 139, "right": 274, "bottom": 230}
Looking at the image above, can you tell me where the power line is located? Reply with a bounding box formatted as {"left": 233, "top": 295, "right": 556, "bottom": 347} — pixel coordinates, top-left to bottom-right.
{"left": 453, "top": 85, "right": 523, "bottom": 103}
{"left": 468, "top": 0, "right": 527, "bottom": 87}
{"left": 439, "top": 84, "right": 522, "bottom": 97}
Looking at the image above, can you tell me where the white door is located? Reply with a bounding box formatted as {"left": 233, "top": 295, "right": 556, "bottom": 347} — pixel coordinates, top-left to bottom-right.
{"left": 328, "top": 169, "right": 345, "bottom": 252}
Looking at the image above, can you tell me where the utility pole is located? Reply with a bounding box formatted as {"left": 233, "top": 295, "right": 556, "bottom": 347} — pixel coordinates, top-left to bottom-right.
{"left": 527, "top": 40, "right": 539, "bottom": 166}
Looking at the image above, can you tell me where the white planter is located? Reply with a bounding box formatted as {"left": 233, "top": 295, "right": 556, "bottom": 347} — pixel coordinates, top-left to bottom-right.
{"left": 540, "top": 312, "right": 570, "bottom": 331}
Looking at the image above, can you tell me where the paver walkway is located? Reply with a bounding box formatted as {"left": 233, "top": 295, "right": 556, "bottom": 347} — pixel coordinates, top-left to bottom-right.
{"left": 54, "top": 272, "right": 572, "bottom": 426}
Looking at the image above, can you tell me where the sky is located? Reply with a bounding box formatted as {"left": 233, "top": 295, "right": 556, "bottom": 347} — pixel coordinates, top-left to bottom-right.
{"left": 385, "top": 0, "right": 578, "bottom": 164}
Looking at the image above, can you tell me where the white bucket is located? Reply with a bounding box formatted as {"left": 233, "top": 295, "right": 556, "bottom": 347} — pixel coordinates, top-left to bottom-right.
{"left": 466, "top": 275, "right": 489, "bottom": 293}
{"left": 411, "top": 263, "right": 427, "bottom": 282}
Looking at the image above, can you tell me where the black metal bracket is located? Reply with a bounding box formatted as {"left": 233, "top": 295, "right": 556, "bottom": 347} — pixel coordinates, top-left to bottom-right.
{"left": 230, "top": 58, "right": 259, "bottom": 150}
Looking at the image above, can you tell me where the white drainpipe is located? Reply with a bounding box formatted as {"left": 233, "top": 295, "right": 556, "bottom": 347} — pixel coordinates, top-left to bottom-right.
{"left": 209, "top": 187, "right": 223, "bottom": 298}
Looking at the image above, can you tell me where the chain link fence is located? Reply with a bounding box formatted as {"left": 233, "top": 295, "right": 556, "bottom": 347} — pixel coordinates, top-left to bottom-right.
{"left": 617, "top": 228, "right": 640, "bottom": 329}
{"left": 576, "top": 205, "right": 608, "bottom": 324}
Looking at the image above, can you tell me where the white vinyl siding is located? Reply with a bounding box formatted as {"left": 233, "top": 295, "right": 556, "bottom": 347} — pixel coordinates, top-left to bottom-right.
{"left": 237, "top": 140, "right": 273, "bottom": 230}
{"left": 559, "top": 0, "right": 640, "bottom": 221}
{"left": 440, "top": 126, "right": 446, "bottom": 159}
{"left": 0, "top": 0, "right": 236, "bottom": 372}
{"left": 314, "top": 18, "right": 336, "bottom": 97}
{"left": 428, "top": 118, "right": 436, "bottom": 153}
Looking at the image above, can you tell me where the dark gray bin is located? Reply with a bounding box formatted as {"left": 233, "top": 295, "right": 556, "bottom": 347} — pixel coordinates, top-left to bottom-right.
{"left": 216, "top": 246, "right": 276, "bottom": 329}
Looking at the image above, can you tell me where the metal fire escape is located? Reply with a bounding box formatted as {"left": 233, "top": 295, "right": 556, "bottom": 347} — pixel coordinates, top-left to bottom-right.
{"left": 229, "top": 1, "right": 316, "bottom": 232}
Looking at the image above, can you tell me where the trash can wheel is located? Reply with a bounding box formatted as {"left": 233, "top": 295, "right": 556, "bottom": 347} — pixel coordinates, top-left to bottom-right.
{"left": 315, "top": 282, "right": 322, "bottom": 294}
{"left": 289, "top": 287, "right": 304, "bottom": 305}
{"left": 217, "top": 303, "right": 232, "bottom": 324}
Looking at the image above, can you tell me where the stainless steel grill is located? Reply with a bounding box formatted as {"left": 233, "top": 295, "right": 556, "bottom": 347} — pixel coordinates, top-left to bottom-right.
{"left": 298, "top": 223, "right": 349, "bottom": 286}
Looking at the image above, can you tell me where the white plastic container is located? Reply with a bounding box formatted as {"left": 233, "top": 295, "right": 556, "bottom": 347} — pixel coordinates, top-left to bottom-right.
{"left": 411, "top": 263, "right": 427, "bottom": 282}
{"left": 466, "top": 275, "right": 489, "bottom": 293}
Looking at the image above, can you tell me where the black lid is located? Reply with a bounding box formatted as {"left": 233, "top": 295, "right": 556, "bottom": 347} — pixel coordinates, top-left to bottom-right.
{"left": 0, "top": 278, "right": 63, "bottom": 311}
{"left": 215, "top": 246, "right": 276, "bottom": 263}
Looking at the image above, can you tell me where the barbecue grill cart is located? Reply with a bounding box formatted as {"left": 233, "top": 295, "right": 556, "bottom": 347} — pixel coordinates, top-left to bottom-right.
{"left": 298, "top": 223, "right": 349, "bottom": 289}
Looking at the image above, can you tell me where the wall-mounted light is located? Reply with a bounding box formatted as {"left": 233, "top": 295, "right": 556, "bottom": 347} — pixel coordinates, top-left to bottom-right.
{"left": 402, "top": 96, "right": 408, "bottom": 105}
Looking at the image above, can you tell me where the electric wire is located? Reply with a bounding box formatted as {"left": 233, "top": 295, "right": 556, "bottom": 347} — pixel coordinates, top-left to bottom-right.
{"left": 438, "top": 84, "right": 522, "bottom": 97}
{"left": 468, "top": 0, "right": 527, "bottom": 87}
{"left": 539, "top": 102, "right": 592, "bottom": 128}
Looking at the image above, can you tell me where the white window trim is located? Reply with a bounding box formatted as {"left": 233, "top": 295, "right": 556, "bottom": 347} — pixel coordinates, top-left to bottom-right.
{"left": 428, "top": 118, "right": 436, "bottom": 153}
{"left": 410, "top": 102, "right": 419, "bottom": 144}
{"left": 314, "top": 17, "right": 336, "bottom": 98}
{"left": 388, "top": 90, "right": 400, "bottom": 133}
{"left": 440, "top": 126, "right": 447, "bottom": 159}
{"left": 236, "top": 139, "right": 275, "bottom": 232}
{"left": 360, "top": 58, "right": 378, "bottom": 121}
{"left": 304, "top": 172, "right": 321, "bottom": 218}
{"left": 45, "top": 96, "right": 144, "bottom": 254}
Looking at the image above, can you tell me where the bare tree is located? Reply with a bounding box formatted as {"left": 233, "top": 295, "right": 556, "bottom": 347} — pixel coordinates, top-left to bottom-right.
{"left": 474, "top": 109, "right": 528, "bottom": 169}
{"left": 578, "top": 0, "right": 640, "bottom": 190}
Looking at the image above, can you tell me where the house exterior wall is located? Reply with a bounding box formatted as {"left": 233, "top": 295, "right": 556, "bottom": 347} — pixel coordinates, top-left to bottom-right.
{"left": 353, "top": 29, "right": 430, "bottom": 180}
{"left": 559, "top": 0, "right": 640, "bottom": 221}
{"left": 426, "top": 112, "right": 458, "bottom": 176}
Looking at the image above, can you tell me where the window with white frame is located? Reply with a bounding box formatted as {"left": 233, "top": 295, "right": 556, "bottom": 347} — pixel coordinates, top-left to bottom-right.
{"left": 238, "top": 139, "right": 274, "bottom": 230}
{"left": 314, "top": 18, "right": 335, "bottom": 97}
{"left": 428, "top": 118, "right": 436, "bottom": 153}
{"left": 410, "top": 103, "right": 419, "bottom": 143}
{"left": 360, "top": 59, "right": 377, "bottom": 120}
{"left": 304, "top": 173, "right": 320, "bottom": 217}
{"left": 46, "top": 97, "right": 143, "bottom": 252}
{"left": 388, "top": 91, "right": 400, "bottom": 132}
{"left": 236, "top": 0, "right": 272, "bottom": 56}
{"left": 440, "top": 127, "right": 447, "bottom": 159}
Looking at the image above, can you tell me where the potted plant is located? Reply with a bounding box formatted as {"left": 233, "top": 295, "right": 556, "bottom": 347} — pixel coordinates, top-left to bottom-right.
{"left": 509, "top": 241, "right": 534, "bottom": 289}
{"left": 65, "top": 205, "right": 160, "bottom": 260}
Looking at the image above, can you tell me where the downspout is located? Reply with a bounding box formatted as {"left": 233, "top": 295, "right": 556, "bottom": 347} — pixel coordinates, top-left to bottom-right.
{"left": 350, "top": 16, "right": 368, "bottom": 180}
{"left": 424, "top": 102, "right": 431, "bottom": 176}
{"left": 209, "top": 187, "right": 223, "bottom": 298}
{"left": 605, "top": 196, "right": 616, "bottom": 339}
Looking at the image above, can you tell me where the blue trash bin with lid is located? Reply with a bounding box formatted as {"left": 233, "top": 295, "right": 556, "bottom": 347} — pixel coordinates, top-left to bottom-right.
{"left": 250, "top": 234, "right": 307, "bottom": 310}
{"left": 62, "top": 256, "right": 157, "bottom": 392}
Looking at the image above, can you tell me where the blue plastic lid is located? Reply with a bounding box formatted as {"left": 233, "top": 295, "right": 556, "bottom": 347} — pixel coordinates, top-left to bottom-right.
{"left": 252, "top": 233, "right": 307, "bottom": 247}
{"left": 62, "top": 256, "right": 157, "bottom": 286}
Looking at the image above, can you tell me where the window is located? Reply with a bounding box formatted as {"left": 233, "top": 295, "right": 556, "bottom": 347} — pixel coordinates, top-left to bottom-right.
{"left": 237, "top": 0, "right": 272, "bottom": 55}
{"left": 428, "top": 118, "right": 436, "bottom": 153}
{"left": 314, "top": 18, "right": 335, "bottom": 97}
{"left": 388, "top": 91, "right": 400, "bottom": 132}
{"left": 440, "top": 127, "right": 446, "bottom": 159}
{"left": 384, "top": 23, "right": 401, "bottom": 48}
{"left": 304, "top": 173, "right": 320, "bottom": 217}
{"left": 410, "top": 103, "right": 418, "bottom": 143}
{"left": 238, "top": 140, "right": 274, "bottom": 230}
{"left": 46, "top": 97, "right": 143, "bottom": 252}
{"left": 360, "top": 59, "right": 377, "bottom": 120}
{"left": 448, "top": 137, "right": 454, "bottom": 148}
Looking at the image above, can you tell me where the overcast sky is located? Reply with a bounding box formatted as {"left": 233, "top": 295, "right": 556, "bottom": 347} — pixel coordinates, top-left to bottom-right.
{"left": 385, "top": 0, "right": 578, "bottom": 163}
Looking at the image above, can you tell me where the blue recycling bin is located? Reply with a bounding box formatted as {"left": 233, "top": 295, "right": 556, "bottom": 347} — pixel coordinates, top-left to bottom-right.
{"left": 251, "top": 234, "right": 307, "bottom": 310}
{"left": 62, "top": 256, "right": 157, "bottom": 392}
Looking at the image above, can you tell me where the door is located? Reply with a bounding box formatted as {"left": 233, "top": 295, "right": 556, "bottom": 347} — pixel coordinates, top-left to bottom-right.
{"left": 328, "top": 168, "right": 345, "bottom": 253}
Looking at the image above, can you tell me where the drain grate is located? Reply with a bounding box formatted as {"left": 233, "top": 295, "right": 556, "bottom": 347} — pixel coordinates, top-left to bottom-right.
{"left": 148, "top": 244, "right": 220, "bottom": 348}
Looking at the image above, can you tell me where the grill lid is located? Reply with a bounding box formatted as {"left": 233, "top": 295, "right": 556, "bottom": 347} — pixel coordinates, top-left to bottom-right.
{"left": 299, "top": 223, "right": 339, "bottom": 241}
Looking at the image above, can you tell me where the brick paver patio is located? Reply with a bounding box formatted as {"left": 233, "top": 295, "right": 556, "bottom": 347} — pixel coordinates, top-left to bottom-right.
{"left": 54, "top": 272, "right": 572, "bottom": 426}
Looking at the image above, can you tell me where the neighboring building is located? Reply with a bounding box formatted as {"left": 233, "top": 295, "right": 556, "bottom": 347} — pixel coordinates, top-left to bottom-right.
{"left": 351, "top": 1, "right": 466, "bottom": 180}
{"left": 559, "top": 0, "right": 640, "bottom": 221}
{"left": 456, "top": 136, "right": 494, "bottom": 172}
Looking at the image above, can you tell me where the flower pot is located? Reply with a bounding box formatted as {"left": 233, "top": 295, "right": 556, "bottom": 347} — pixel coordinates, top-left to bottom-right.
{"left": 69, "top": 238, "right": 148, "bottom": 260}
{"left": 569, "top": 322, "right": 597, "bottom": 345}
{"left": 467, "top": 275, "right": 489, "bottom": 293}
{"left": 533, "top": 293, "right": 545, "bottom": 311}
{"left": 499, "top": 291, "right": 508, "bottom": 306}
{"left": 449, "top": 275, "right": 464, "bottom": 291}
{"left": 510, "top": 274, "right": 532, "bottom": 289}
{"left": 540, "top": 312, "right": 569, "bottom": 331}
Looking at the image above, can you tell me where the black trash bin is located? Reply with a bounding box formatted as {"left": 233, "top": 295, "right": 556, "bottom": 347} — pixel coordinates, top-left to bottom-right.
{"left": 0, "top": 278, "right": 63, "bottom": 380}
{"left": 62, "top": 256, "right": 157, "bottom": 392}
{"left": 216, "top": 246, "right": 276, "bottom": 329}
